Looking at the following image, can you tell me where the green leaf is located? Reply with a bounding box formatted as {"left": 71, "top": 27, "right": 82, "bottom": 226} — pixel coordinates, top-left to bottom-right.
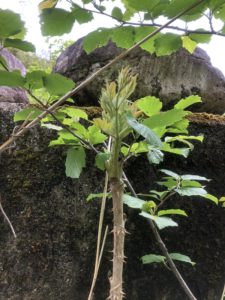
{"left": 0, "top": 70, "right": 26, "bottom": 87}
{"left": 162, "top": 143, "right": 190, "bottom": 158}
{"left": 189, "top": 31, "right": 212, "bottom": 44}
{"left": 127, "top": 116, "right": 162, "bottom": 148}
{"left": 214, "top": 3, "right": 225, "bottom": 21}
{"left": 112, "top": 26, "right": 135, "bottom": 49}
{"left": 169, "top": 253, "right": 195, "bottom": 266}
{"left": 0, "top": 9, "right": 25, "bottom": 38}
{"left": 123, "top": 194, "right": 145, "bottom": 209}
{"left": 134, "top": 27, "right": 159, "bottom": 53}
{"left": 40, "top": 8, "right": 75, "bottom": 36}
{"left": 65, "top": 147, "right": 86, "bottom": 178}
{"left": 72, "top": 7, "right": 93, "bottom": 24}
{"left": 4, "top": 39, "right": 35, "bottom": 52}
{"left": 130, "top": 141, "right": 148, "bottom": 154}
{"left": 181, "top": 175, "right": 209, "bottom": 181}
{"left": 141, "top": 254, "right": 166, "bottom": 264}
{"left": 26, "top": 71, "right": 46, "bottom": 89}
{"left": 61, "top": 107, "right": 88, "bottom": 120}
{"left": 87, "top": 192, "right": 110, "bottom": 202}
{"left": 157, "top": 209, "right": 187, "bottom": 217}
{"left": 160, "top": 169, "right": 180, "bottom": 180}
{"left": 139, "top": 212, "right": 178, "bottom": 229}
{"left": 136, "top": 96, "right": 162, "bottom": 116}
{"left": 143, "top": 109, "right": 189, "bottom": 129}
{"left": 147, "top": 148, "right": 164, "bottom": 164}
{"left": 175, "top": 95, "right": 202, "bottom": 110}
{"left": 83, "top": 28, "right": 112, "bottom": 53}
{"left": 164, "top": 0, "right": 205, "bottom": 18}
{"left": 111, "top": 7, "right": 123, "bottom": 20}
{"left": 182, "top": 36, "right": 197, "bottom": 53}
{"left": 176, "top": 187, "right": 207, "bottom": 197}
{"left": 202, "top": 193, "right": 218, "bottom": 204}
{"left": 0, "top": 55, "right": 8, "bottom": 70}
{"left": 14, "top": 107, "right": 43, "bottom": 122}
{"left": 181, "top": 180, "right": 202, "bottom": 188}
{"left": 39, "top": 0, "right": 58, "bottom": 10}
{"left": 43, "top": 73, "right": 75, "bottom": 95}
{"left": 154, "top": 33, "right": 182, "bottom": 56}
{"left": 88, "top": 125, "right": 107, "bottom": 145}
{"left": 95, "top": 152, "right": 110, "bottom": 171}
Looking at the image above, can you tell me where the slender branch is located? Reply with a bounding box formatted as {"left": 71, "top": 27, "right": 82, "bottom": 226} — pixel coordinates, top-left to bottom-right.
{"left": 69, "top": 0, "right": 225, "bottom": 37}
{"left": 0, "top": 195, "right": 17, "bottom": 238}
{"left": 221, "top": 284, "right": 225, "bottom": 300}
{"left": 122, "top": 172, "right": 197, "bottom": 300}
{"left": 0, "top": 0, "right": 206, "bottom": 153}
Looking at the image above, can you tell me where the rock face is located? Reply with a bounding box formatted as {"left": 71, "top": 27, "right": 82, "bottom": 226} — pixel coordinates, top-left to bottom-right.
{"left": 0, "top": 108, "right": 225, "bottom": 300}
{"left": 0, "top": 49, "right": 28, "bottom": 112}
{"left": 54, "top": 39, "right": 225, "bottom": 114}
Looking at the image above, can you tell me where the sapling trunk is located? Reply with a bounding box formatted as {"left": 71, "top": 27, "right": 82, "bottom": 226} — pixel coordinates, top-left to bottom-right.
{"left": 108, "top": 138, "right": 125, "bottom": 300}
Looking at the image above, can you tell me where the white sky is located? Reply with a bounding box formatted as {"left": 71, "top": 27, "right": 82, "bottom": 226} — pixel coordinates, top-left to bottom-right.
{"left": 1, "top": 0, "right": 225, "bottom": 75}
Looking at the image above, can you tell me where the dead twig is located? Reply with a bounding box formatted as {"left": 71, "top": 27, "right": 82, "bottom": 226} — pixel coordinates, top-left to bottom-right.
{"left": 0, "top": 195, "right": 17, "bottom": 238}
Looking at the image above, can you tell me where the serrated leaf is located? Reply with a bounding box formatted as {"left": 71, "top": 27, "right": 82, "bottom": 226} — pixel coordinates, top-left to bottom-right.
{"left": 154, "top": 33, "right": 182, "bottom": 56}
{"left": 141, "top": 254, "right": 166, "bottom": 264}
{"left": 143, "top": 109, "right": 189, "bottom": 129}
{"left": 43, "top": 73, "right": 75, "bottom": 95}
{"left": 112, "top": 26, "right": 135, "bottom": 49}
{"left": 4, "top": 39, "right": 35, "bottom": 52}
{"left": 40, "top": 8, "right": 75, "bottom": 36}
{"left": 72, "top": 7, "right": 93, "bottom": 24}
{"left": 136, "top": 96, "right": 162, "bottom": 116}
{"left": 95, "top": 152, "right": 110, "bottom": 171}
{"left": 130, "top": 141, "right": 149, "bottom": 154}
{"left": 111, "top": 7, "right": 123, "bottom": 20}
{"left": 175, "top": 95, "right": 202, "bottom": 110}
{"left": 83, "top": 28, "right": 112, "bottom": 53}
{"left": 176, "top": 187, "right": 207, "bottom": 196}
{"left": 169, "top": 253, "right": 195, "bottom": 266}
{"left": 157, "top": 209, "right": 187, "bottom": 217}
{"left": 14, "top": 107, "right": 43, "bottom": 122}
{"left": 122, "top": 0, "right": 159, "bottom": 12}
{"left": 202, "top": 193, "right": 218, "bottom": 204}
{"left": 0, "top": 9, "right": 25, "bottom": 38}
{"left": 123, "top": 194, "right": 145, "bottom": 209}
{"left": 0, "top": 70, "right": 26, "bottom": 87}
{"left": 127, "top": 116, "right": 162, "bottom": 148}
{"left": 65, "top": 147, "right": 86, "bottom": 178}
{"left": 182, "top": 36, "right": 197, "bottom": 53}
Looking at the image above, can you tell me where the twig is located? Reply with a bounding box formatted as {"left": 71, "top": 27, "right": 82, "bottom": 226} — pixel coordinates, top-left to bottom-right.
{"left": 0, "top": 0, "right": 205, "bottom": 154}
{"left": 69, "top": 0, "right": 225, "bottom": 37}
{"left": 0, "top": 195, "right": 17, "bottom": 238}
{"left": 221, "top": 283, "right": 225, "bottom": 300}
{"left": 88, "top": 138, "right": 111, "bottom": 300}
{"left": 122, "top": 172, "right": 197, "bottom": 300}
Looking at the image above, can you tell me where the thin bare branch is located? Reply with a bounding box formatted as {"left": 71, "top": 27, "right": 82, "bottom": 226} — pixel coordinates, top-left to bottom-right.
{"left": 0, "top": 195, "right": 17, "bottom": 238}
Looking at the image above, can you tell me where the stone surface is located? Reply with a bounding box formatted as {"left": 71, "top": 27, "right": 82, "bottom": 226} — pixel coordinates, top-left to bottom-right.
{"left": 0, "top": 49, "right": 28, "bottom": 112}
{"left": 54, "top": 39, "right": 225, "bottom": 114}
{"left": 0, "top": 108, "right": 225, "bottom": 300}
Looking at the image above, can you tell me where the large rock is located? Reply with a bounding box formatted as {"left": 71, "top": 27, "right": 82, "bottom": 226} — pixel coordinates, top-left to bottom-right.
{"left": 54, "top": 39, "right": 225, "bottom": 114}
{"left": 0, "top": 108, "right": 225, "bottom": 300}
{"left": 0, "top": 49, "right": 28, "bottom": 112}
